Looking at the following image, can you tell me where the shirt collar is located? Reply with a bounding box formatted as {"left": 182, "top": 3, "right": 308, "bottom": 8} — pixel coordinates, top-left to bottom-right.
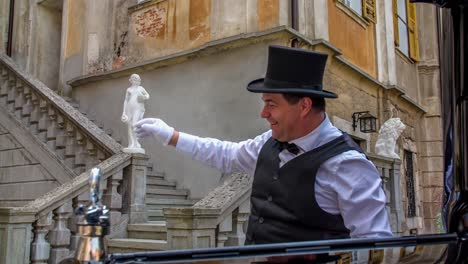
{"left": 290, "top": 113, "right": 334, "bottom": 152}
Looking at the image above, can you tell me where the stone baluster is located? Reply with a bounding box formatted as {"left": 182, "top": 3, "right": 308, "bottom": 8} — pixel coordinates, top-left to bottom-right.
{"left": 49, "top": 202, "right": 72, "bottom": 264}
{"left": 30, "top": 213, "right": 52, "bottom": 264}
{"left": 0, "top": 66, "right": 7, "bottom": 80}
{"left": 103, "top": 170, "right": 123, "bottom": 229}
{"left": 0, "top": 69, "right": 9, "bottom": 103}
{"left": 64, "top": 122, "right": 77, "bottom": 169}
{"left": 73, "top": 132, "right": 87, "bottom": 174}
{"left": 6, "top": 76, "right": 16, "bottom": 112}
{"left": 55, "top": 115, "right": 66, "bottom": 159}
{"left": 230, "top": 199, "right": 250, "bottom": 246}
{"left": 68, "top": 197, "right": 81, "bottom": 252}
{"left": 37, "top": 99, "right": 49, "bottom": 142}
{"left": 22, "top": 86, "right": 33, "bottom": 124}
{"left": 29, "top": 92, "right": 41, "bottom": 134}
{"left": 97, "top": 149, "right": 107, "bottom": 163}
{"left": 217, "top": 214, "right": 232, "bottom": 247}
{"left": 46, "top": 106, "right": 58, "bottom": 151}
{"left": 14, "top": 80, "right": 24, "bottom": 119}
{"left": 85, "top": 141, "right": 98, "bottom": 170}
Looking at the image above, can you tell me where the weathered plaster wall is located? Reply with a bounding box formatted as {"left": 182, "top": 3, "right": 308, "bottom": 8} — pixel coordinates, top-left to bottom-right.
{"left": 327, "top": 0, "right": 377, "bottom": 78}
{"left": 60, "top": 0, "right": 86, "bottom": 96}
{"left": 375, "top": 0, "right": 397, "bottom": 86}
{"left": 0, "top": 0, "right": 10, "bottom": 52}
{"left": 298, "top": 0, "right": 330, "bottom": 41}
{"left": 10, "top": 0, "right": 31, "bottom": 70}
{"left": 395, "top": 54, "right": 420, "bottom": 102}
{"left": 31, "top": 2, "right": 62, "bottom": 90}
{"left": 122, "top": 0, "right": 284, "bottom": 68}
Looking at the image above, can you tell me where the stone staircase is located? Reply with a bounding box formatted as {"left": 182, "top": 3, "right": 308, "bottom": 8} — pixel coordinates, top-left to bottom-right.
{"left": 107, "top": 165, "right": 196, "bottom": 253}
{"left": 65, "top": 100, "right": 197, "bottom": 253}
{"left": 146, "top": 169, "right": 196, "bottom": 221}
{"left": 65, "top": 96, "right": 197, "bottom": 254}
{"left": 66, "top": 98, "right": 197, "bottom": 211}
{"left": 0, "top": 53, "right": 197, "bottom": 256}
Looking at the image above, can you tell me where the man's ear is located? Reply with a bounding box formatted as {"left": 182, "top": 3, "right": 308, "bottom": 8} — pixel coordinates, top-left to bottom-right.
{"left": 300, "top": 97, "right": 313, "bottom": 117}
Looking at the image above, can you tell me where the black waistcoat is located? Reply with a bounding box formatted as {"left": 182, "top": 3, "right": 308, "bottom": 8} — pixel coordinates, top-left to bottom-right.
{"left": 245, "top": 134, "right": 362, "bottom": 245}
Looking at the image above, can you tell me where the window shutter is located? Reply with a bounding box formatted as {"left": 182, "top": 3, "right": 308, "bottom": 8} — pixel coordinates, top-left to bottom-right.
{"left": 406, "top": 0, "right": 420, "bottom": 61}
{"left": 393, "top": 0, "right": 399, "bottom": 46}
{"left": 362, "top": 0, "right": 377, "bottom": 23}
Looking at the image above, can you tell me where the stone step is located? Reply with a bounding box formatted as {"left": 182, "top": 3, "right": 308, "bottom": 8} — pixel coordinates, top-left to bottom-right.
{"left": 146, "top": 198, "right": 196, "bottom": 208}
{"left": 107, "top": 238, "right": 167, "bottom": 253}
{"left": 127, "top": 221, "right": 167, "bottom": 240}
{"left": 146, "top": 187, "right": 188, "bottom": 198}
{"left": 147, "top": 178, "right": 177, "bottom": 190}
{"left": 147, "top": 172, "right": 165, "bottom": 180}
{"left": 147, "top": 209, "right": 165, "bottom": 221}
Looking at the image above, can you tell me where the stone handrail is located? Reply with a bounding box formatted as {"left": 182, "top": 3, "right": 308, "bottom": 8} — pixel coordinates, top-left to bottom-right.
{"left": 14, "top": 152, "right": 130, "bottom": 218}
{"left": 164, "top": 173, "right": 252, "bottom": 249}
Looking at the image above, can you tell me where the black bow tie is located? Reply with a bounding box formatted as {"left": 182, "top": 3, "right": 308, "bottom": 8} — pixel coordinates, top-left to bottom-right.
{"left": 277, "top": 141, "right": 300, "bottom": 155}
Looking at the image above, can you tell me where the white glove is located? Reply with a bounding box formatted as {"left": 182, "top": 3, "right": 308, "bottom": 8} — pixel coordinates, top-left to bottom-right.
{"left": 134, "top": 118, "right": 175, "bottom": 146}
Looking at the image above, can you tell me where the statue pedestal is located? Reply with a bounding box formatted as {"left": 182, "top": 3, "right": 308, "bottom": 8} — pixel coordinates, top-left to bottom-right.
{"left": 123, "top": 147, "right": 145, "bottom": 154}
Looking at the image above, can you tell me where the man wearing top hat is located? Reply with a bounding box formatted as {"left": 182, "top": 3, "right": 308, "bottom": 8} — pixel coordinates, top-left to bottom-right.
{"left": 135, "top": 45, "right": 392, "bottom": 244}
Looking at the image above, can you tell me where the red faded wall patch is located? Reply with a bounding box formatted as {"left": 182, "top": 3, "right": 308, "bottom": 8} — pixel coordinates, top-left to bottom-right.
{"left": 134, "top": 4, "right": 167, "bottom": 38}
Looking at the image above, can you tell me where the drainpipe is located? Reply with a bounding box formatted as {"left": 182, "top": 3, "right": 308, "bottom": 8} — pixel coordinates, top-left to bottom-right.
{"left": 291, "top": 0, "right": 299, "bottom": 47}
{"left": 6, "top": 0, "right": 14, "bottom": 56}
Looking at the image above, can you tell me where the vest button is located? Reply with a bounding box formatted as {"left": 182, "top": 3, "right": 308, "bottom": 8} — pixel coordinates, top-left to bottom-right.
{"left": 259, "top": 217, "right": 264, "bottom": 224}
{"left": 273, "top": 175, "right": 278, "bottom": 180}
{"left": 267, "top": 196, "right": 273, "bottom": 202}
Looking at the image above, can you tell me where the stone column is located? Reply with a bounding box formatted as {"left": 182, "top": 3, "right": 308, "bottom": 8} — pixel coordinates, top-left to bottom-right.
{"left": 122, "top": 153, "right": 148, "bottom": 224}
{"left": 0, "top": 208, "right": 35, "bottom": 264}
{"left": 164, "top": 207, "right": 217, "bottom": 249}
{"left": 391, "top": 159, "right": 404, "bottom": 235}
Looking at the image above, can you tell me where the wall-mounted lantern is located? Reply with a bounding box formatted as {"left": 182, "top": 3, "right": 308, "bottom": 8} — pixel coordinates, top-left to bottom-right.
{"left": 352, "top": 111, "right": 377, "bottom": 133}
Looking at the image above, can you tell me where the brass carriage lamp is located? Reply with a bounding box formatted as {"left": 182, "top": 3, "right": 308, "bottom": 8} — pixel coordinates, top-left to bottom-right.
{"left": 352, "top": 111, "right": 377, "bottom": 133}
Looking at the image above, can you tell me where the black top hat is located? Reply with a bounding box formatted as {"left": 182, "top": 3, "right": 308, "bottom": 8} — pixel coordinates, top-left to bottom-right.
{"left": 247, "top": 45, "right": 337, "bottom": 98}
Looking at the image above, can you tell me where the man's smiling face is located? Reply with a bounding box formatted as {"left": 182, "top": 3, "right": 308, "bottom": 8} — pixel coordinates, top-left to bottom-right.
{"left": 260, "top": 93, "right": 302, "bottom": 142}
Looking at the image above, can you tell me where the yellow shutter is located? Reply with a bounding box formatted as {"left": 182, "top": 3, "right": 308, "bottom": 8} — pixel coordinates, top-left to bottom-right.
{"left": 406, "top": 0, "right": 420, "bottom": 61}
{"left": 393, "top": 0, "right": 399, "bottom": 46}
{"left": 362, "top": 0, "right": 377, "bottom": 23}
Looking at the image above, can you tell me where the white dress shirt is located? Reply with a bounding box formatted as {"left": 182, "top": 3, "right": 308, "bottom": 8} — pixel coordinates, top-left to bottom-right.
{"left": 176, "top": 115, "right": 393, "bottom": 238}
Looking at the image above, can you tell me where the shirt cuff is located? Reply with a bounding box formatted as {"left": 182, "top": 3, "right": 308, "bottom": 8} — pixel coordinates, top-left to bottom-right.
{"left": 175, "top": 132, "right": 197, "bottom": 154}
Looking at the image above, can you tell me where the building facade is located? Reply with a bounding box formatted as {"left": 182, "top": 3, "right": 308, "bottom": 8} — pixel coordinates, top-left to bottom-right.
{"left": 0, "top": 0, "right": 444, "bottom": 258}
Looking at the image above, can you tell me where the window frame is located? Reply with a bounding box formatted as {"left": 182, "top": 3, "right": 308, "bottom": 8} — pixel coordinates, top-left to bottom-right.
{"left": 393, "top": 0, "right": 420, "bottom": 62}
{"left": 335, "top": 0, "right": 376, "bottom": 25}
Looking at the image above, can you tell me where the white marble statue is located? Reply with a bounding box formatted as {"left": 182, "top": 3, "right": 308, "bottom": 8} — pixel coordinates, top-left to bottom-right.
{"left": 121, "top": 74, "right": 150, "bottom": 154}
{"left": 375, "top": 117, "right": 406, "bottom": 159}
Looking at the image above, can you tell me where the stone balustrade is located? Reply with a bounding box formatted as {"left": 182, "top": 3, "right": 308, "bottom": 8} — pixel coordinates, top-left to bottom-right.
{"left": 0, "top": 53, "right": 121, "bottom": 175}
{"left": 164, "top": 173, "right": 252, "bottom": 249}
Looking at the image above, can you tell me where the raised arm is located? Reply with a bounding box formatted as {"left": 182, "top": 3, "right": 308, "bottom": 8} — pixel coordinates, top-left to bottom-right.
{"left": 134, "top": 118, "right": 270, "bottom": 175}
